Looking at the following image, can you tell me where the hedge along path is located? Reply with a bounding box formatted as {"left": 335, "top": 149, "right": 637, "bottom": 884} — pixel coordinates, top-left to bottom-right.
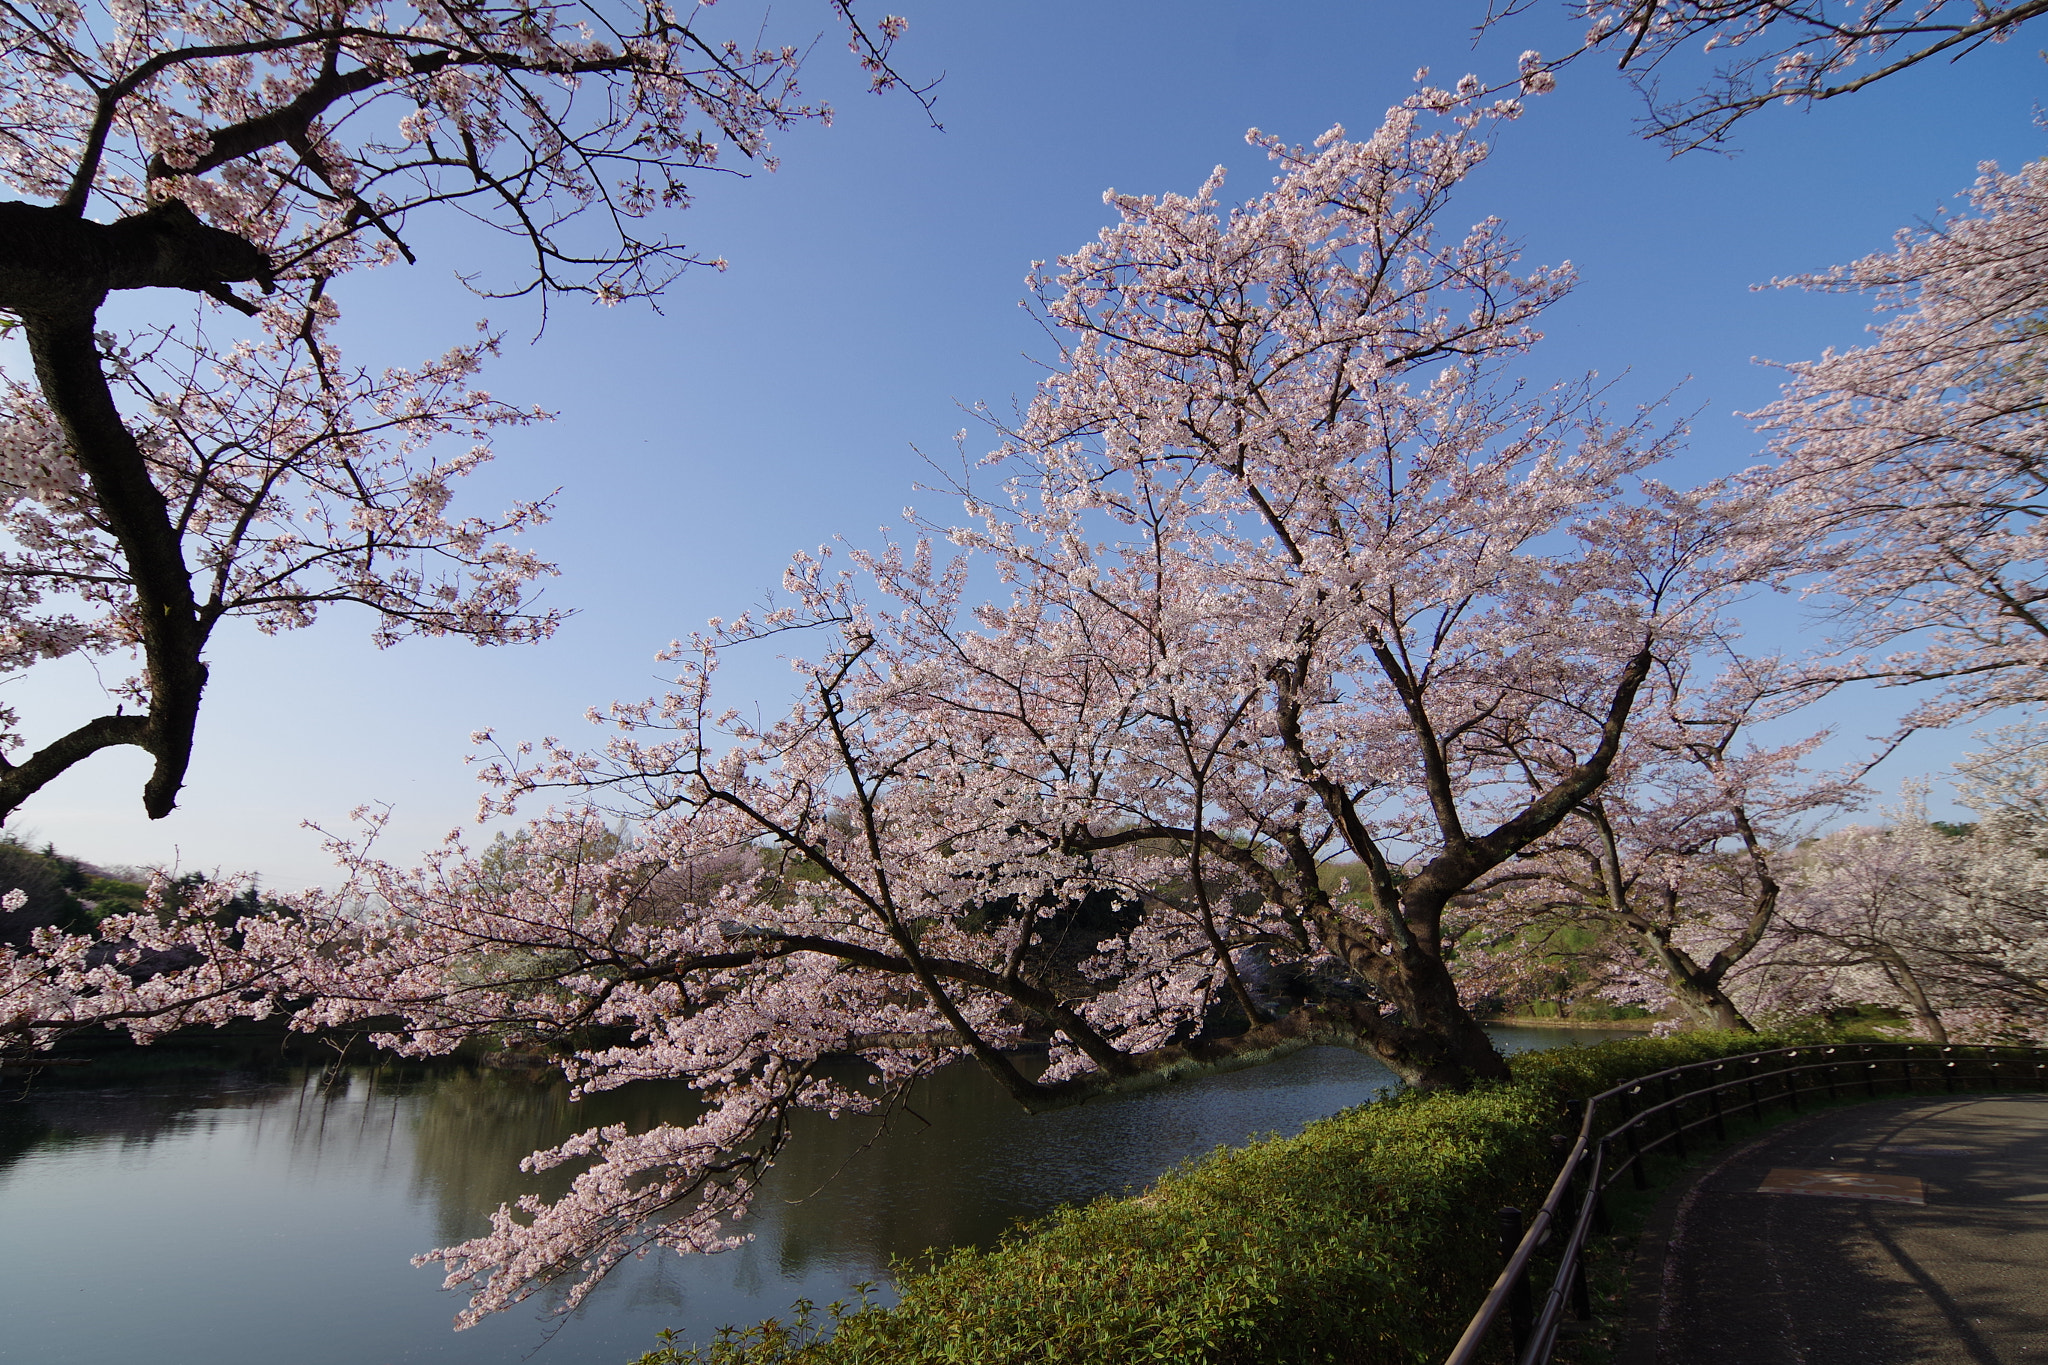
{"left": 636, "top": 1032, "right": 1799, "bottom": 1365}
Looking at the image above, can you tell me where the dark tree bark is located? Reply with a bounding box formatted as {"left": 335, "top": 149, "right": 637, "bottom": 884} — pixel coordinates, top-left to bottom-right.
{"left": 1303, "top": 645, "right": 1657, "bottom": 1087}
{"left": 0, "top": 199, "right": 273, "bottom": 820}
{"left": 1579, "top": 802, "right": 1769, "bottom": 1033}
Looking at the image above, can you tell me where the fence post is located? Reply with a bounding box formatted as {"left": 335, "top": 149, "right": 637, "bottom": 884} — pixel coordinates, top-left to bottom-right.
{"left": 1708, "top": 1069, "right": 1727, "bottom": 1141}
{"left": 1551, "top": 1128, "right": 1597, "bottom": 1325}
{"left": 1663, "top": 1074, "right": 1689, "bottom": 1159}
{"left": 1498, "top": 1206, "right": 1531, "bottom": 1357}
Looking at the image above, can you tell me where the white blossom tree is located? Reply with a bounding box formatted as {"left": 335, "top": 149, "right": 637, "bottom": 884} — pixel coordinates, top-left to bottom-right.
{"left": 1760, "top": 780, "right": 2048, "bottom": 1041}
{"left": 0, "top": 868, "right": 309, "bottom": 1064}
{"left": 0, "top": 0, "right": 917, "bottom": 821}
{"left": 1954, "top": 716, "right": 2048, "bottom": 822}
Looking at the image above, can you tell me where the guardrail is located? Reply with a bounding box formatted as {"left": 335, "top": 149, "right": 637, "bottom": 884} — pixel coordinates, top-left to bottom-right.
{"left": 1443, "top": 1041, "right": 2048, "bottom": 1365}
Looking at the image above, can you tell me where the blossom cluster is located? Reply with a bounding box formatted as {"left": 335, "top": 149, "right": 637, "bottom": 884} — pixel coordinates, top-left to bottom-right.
{"left": 1750, "top": 155, "right": 2048, "bottom": 728}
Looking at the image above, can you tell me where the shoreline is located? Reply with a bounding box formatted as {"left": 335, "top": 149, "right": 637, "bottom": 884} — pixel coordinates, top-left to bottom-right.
{"left": 1488, "top": 1016, "right": 1658, "bottom": 1032}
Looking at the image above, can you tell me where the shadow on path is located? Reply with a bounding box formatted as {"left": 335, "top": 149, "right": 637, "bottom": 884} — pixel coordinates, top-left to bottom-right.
{"left": 1618, "top": 1093, "right": 2048, "bottom": 1365}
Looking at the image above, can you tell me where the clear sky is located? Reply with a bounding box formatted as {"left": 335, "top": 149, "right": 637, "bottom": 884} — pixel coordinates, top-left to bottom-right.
{"left": 12, "top": 1, "right": 2046, "bottom": 888}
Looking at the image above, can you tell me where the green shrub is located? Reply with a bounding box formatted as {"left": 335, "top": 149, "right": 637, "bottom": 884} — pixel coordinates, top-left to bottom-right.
{"left": 636, "top": 1032, "right": 1788, "bottom": 1365}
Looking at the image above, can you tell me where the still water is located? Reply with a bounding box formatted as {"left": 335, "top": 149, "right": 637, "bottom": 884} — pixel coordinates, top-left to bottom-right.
{"left": 0, "top": 1027, "right": 1640, "bottom": 1365}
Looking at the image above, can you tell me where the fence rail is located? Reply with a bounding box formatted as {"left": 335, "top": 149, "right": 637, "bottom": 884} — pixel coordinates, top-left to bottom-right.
{"left": 1443, "top": 1041, "right": 2048, "bottom": 1365}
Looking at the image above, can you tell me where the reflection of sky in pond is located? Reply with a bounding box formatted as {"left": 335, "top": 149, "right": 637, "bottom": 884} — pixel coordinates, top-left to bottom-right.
{"left": 0, "top": 1027, "right": 1637, "bottom": 1365}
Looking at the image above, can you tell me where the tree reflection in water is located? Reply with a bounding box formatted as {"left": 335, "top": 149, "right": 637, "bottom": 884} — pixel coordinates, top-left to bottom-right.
{"left": 0, "top": 1027, "right": 1637, "bottom": 1365}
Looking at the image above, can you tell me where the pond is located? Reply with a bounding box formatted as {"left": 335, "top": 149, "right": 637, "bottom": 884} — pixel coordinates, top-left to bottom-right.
{"left": 0, "top": 1026, "right": 1644, "bottom": 1365}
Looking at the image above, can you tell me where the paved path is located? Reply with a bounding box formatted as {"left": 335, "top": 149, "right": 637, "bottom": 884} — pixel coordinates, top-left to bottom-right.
{"left": 1619, "top": 1092, "right": 2048, "bottom": 1365}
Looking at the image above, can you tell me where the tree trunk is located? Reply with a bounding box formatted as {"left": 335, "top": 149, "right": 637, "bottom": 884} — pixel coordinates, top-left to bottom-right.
{"left": 1359, "top": 946, "right": 1513, "bottom": 1089}
{"left": 18, "top": 307, "right": 210, "bottom": 819}
{"left": 1669, "top": 977, "right": 1756, "bottom": 1032}
{"left": 0, "top": 198, "right": 268, "bottom": 821}
{"left": 1878, "top": 946, "right": 1948, "bottom": 1044}
{"left": 1638, "top": 927, "right": 1757, "bottom": 1033}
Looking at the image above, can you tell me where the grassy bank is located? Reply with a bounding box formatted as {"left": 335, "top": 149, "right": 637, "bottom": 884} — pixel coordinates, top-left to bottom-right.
{"left": 1487, "top": 1017, "right": 1657, "bottom": 1032}
{"left": 635, "top": 1033, "right": 1802, "bottom": 1365}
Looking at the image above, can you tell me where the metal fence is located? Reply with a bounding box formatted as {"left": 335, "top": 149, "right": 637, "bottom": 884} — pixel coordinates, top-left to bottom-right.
{"left": 1442, "top": 1041, "right": 2048, "bottom": 1365}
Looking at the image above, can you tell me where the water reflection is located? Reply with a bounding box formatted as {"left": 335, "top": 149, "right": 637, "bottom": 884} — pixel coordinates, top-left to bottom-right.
{"left": 0, "top": 1027, "right": 1639, "bottom": 1365}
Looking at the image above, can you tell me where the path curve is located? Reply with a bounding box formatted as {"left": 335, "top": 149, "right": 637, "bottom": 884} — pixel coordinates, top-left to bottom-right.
{"left": 1617, "top": 1092, "right": 2048, "bottom": 1365}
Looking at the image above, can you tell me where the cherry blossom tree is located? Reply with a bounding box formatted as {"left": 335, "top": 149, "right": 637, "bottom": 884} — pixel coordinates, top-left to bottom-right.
{"left": 0, "top": 0, "right": 917, "bottom": 822}
{"left": 1762, "top": 782, "right": 2048, "bottom": 1042}
{"left": 1477, "top": 654, "right": 1862, "bottom": 1030}
{"left": 874, "top": 106, "right": 1741, "bottom": 1093}
{"left": 1746, "top": 154, "right": 2048, "bottom": 731}
{"left": 272, "top": 87, "right": 1783, "bottom": 1326}
{"left": 1488, "top": 2, "right": 2048, "bottom": 151}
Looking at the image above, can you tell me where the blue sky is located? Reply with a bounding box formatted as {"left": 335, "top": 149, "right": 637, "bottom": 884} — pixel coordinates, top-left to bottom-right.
{"left": 14, "top": 1, "right": 2047, "bottom": 887}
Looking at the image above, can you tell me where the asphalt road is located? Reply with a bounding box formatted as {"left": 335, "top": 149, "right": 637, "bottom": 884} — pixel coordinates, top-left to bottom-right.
{"left": 1618, "top": 1092, "right": 2048, "bottom": 1365}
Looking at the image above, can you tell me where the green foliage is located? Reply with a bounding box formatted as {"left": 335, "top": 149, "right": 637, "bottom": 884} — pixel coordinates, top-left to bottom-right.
{"left": 1505, "top": 1030, "right": 1789, "bottom": 1106}
{"left": 1763, "top": 1005, "right": 1916, "bottom": 1043}
{"left": 0, "top": 835, "right": 149, "bottom": 942}
{"left": 633, "top": 1033, "right": 1785, "bottom": 1365}
{"left": 641, "top": 1293, "right": 883, "bottom": 1365}
{"left": 79, "top": 872, "right": 149, "bottom": 918}
{"left": 1564, "top": 1002, "right": 1651, "bottom": 1021}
